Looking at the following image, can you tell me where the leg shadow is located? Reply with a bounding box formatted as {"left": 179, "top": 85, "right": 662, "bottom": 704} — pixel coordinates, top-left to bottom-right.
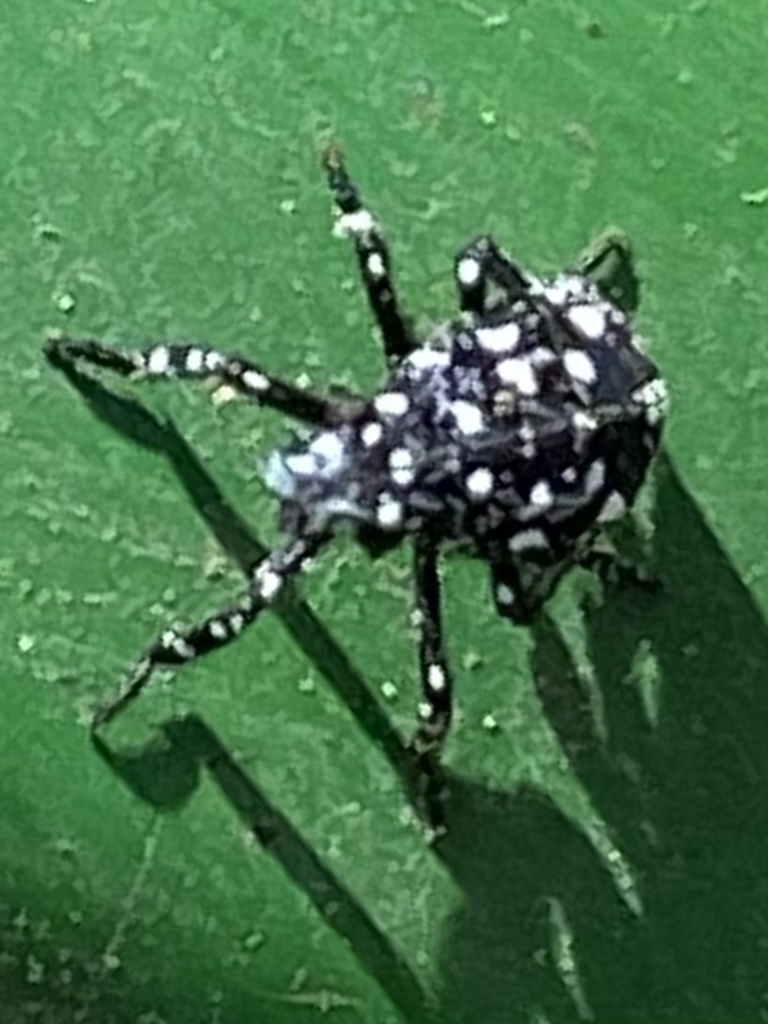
{"left": 92, "top": 716, "right": 439, "bottom": 1024}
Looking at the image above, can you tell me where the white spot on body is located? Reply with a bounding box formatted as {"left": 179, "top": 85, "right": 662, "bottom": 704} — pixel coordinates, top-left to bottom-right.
{"left": 148, "top": 346, "right": 171, "bottom": 375}
{"left": 229, "top": 613, "right": 245, "bottom": 634}
{"left": 529, "top": 480, "right": 554, "bottom": 509}
{"left": 242, "top": 369, "right": 270, "bottom": 392}
{"left": 389, "top": 447, "right": 415, "bottom": 487}
{"left": 476, "top": 321, "right": 521, "bottom": 354}
{"left": 448, "top": 400, "right": 486, "bottom": 436}
{"left": 598, "top": 491, "right": 628, "bottom": 523}
{"left": 209, "top": 620, "right": 228, "bottom": 640}
{"left": 465, "top": 467, "right": 495, "bottom": 501}
{"left": 285, "top": 453, "right": 318, "bottom": 477}
{"left": 427, "top": 664, "right": 447, "bottom": 692}
{"left": 563, "top": 348, "right": 598, "bottom": 385}
{"left": 418, "top": 701, "right": 433, "bottom": 721}
{"left": 404, "top": 347, "right": 451, "bottom": 373}
{"left": 496, "top": 356, "right": 539, "bottom": 396}
{"left": 573, "top": 411, "right": 598, "bottom": 433}
{"left": 456, "top": 257, "right": 481, "bottom": 287}
{"left": 375, "top": 391, "right": 410, "bottom": 419}
{"left": 360, "top": 421, "right": 384, "bottom": 447}
{"left": 495, "top": 582, "right": 515, "bottom": 606}
{"left": 376, "top": 495, "right": 404, "bottom": 529}
{"left": 508, "top": 528, "right": 550, "bottom": 553}
{"left": 567, "top": 303, "right": 607, "bottom": 340}
{"left": 185, "top": 348, "right": 205, "bottom": 373}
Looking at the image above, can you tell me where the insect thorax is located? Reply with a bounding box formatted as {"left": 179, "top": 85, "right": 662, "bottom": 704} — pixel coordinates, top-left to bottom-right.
{"left": 264, "top": 272, "right": 668, "bottom": 562}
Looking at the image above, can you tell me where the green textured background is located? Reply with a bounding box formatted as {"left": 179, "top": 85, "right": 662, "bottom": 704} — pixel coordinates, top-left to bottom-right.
{"left": 2, "top": 1, "right": 767, "bottom": 1022}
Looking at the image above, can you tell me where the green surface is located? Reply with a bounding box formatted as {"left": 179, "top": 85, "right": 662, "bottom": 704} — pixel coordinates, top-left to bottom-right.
{"left": 2, "top": 1, "right": 768, "bottom": 1022}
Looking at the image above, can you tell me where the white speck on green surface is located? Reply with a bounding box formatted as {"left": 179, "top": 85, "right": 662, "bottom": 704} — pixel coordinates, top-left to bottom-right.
{"left": 381, "top": 680, "right": 399, "bottom": 701}
{"left": 740, "top": 186, "right": 768, "bottom": 205}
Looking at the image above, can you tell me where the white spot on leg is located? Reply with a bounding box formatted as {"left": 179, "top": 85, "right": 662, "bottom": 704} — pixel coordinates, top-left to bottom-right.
{"left": 148, "top": 346, "right": 171, "bottom": 375}
{"left": 229, "top": 613, "right": 245, "bottom": 634}
{"left": 563, "top": 348, "right": 598, "bottom": 385}
{"left": 185, "top": 348, "right": 205, "bottom": 373}
{"left": 161, "top": 629, "right": 195, "bottom": 659}
{"left": 427, "top": 664, "right": 447, "bottom": 692}
{"left": 242, "top": 369, "right": 270, "bottom": 392}
{"left": 495, "top": 582, "right": 515, "bottom": 606}
{"left": 205, "top": 350, "right": 225, "bottom": 372}
{"left": 333, "top": 209, "right": 377, "bottom": 240}
{"left": 366, "top": 253, "right": 386, "bottom": 279}
{"left": 255, "top": 562, "right": 284, "bottom": 601}
{"left": 418, "top": 701, "right": 433, "bottom": 721}
{"left": 465, "top": 467, "right": 495, "bottom": 501}
{"left": 456, "top": 257, "right": 481, "bottom": 287}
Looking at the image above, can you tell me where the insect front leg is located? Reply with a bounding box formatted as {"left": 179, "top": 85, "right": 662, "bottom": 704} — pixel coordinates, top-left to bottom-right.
{"left": 45, "top": 335, "right": 357, "bottom": 428}
{"left": 322, "top": 146, "right": 415, "bottom": 363}
{"left": 91, "top": 533, "right": 325, "bottom": 729}
{"left": 453, "top": 233, "right": 536, "bottom": 315}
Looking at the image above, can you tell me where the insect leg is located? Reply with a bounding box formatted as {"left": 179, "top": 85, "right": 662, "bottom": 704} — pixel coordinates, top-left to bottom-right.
{"left": 45, "top": 335, "right": 357, "bottom": 428}
{"left": 453, "top": 234, "right": 532, "bottom": 314}
{"left": 322, "top": 146, "right": 415, "bottom": 363}
{"left": 91, "top": 533, "right": 326, "bottom": 730}
{"left": 409, "top": 535, "right": 453, "bottom": 835}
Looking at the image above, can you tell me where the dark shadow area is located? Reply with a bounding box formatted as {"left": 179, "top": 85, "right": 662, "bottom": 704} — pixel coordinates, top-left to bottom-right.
{"left": 435, "top": 450, "right": 768, "bottom": 1023}
{"left": 92, "top": 719, "right": 439, "bottom": 1024}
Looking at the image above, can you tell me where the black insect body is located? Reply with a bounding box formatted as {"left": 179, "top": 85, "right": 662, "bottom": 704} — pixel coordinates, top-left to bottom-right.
{"left": 45, "top": 150, "right": 668, "bottom": 824}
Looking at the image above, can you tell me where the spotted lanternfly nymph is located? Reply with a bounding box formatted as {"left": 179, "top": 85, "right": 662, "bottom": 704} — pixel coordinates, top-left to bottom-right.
{"left": 45, "top": 148, "right": 668, "bottom": 828}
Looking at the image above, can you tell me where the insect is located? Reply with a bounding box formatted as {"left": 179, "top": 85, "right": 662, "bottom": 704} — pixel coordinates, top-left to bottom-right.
{"left": 45, "top": 147, "right": 668, "bottom": 818}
